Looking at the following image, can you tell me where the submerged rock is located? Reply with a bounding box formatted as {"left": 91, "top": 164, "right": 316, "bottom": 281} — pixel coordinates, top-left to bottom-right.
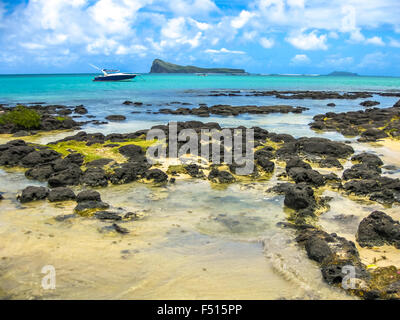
{"left": 99, "top": 223, "right": 129, "bottom": 234}
{"left": 158, "top": 104, "right": 308, "bottom": 117}
{"left": 360, "top": 101, "right": 380, "bottom": 107}
{"left": 94, "top": 211, "right": 122, "bottom": 221}
{"left": 74, "top": 201, "right": 110, "bottom": 214}
{"left": 105, "top": 115, "right": 126, "bottom": 121}
{"left": 74, "top": 105, "right": 88, "bottom": 114}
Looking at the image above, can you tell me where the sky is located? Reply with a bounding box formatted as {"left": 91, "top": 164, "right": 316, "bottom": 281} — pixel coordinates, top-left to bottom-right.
{"left": 0, "top": 0, "right": 400, "bottom": 75}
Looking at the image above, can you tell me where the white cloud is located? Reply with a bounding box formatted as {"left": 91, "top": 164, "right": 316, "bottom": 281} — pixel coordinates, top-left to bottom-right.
{"left": 204, "top": 48, "right": 245, "bottom": 54}
{"left": 358, "top": 52, "right": 388, "bottom": 68}
{"left": 365, "top": 36, "right": 385, "bottom": 46}
{"left": 321, "top": 54, "right": 354, "bottom": 67}
{"left": 86, "top": 38, "right": 118, "bottom": 55}
{"left": 286, "top": 30, "right": 328, "bottom": 50}
{"left": 188, "top": 18, "right": 211, "bottom": 31}
{"left": 231, "top": 10, "right": 255, "bottom": 29}
{"left": 20, "top": 42, "right": 46, "bottom": 50}
{"left": 328, "top": 31, "right": 339, "bottom": 39}
{"left": 166, "top": 0, "right": 218, "bottom": 16}
{"left": 162, "top": 17, "right": 186, "bottom": 39}
{"left": 0, "top": 0, "right": 399, "bottom": 72}
{"left": 290, "top": 54, "right": 310, "bottom": 64}
{"left": 159, "top": 17, "right": 204, "bottom": 48}
{"left": 88, "top": 0, "right": 143, "bottom": 34}
{"left": 259, "top": 37, "right": 275, "bottom": 48}
{"left": 243, "top": 31, "right": 258, "bottom": 41}
{"left": 389, "top": 38, "right": 400, "bottom": 48}
{"left": 116, "top": 44, "right": 147, "bottom": 56}
{"left": 349, "top": 29, "right": 365, "bottom": 43}
{"left": 287, "top": 0, "right": 304, "bottom": 8}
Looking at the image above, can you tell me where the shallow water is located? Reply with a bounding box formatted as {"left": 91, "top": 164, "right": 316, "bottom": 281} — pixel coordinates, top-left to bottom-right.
{"left": 0, "top": 180, "right": 352, "bottom": 299}
{"left": 1, "top": 74, "right": 400, "bottom": 299}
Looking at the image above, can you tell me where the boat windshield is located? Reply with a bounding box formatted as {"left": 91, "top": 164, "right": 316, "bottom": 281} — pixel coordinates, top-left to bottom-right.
{"left": 102, "top": 69, "right": 120, "bottom": 75}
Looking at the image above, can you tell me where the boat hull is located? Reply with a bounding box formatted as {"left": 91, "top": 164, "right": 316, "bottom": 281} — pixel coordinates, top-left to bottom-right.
{"left": 93, "top": 74, "right": 136, "bottom": 81}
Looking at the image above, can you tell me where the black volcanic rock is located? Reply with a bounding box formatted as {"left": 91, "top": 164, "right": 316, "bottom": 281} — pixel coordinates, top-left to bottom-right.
{"left": 356, "top": 211, "right": 400, "bottom": 248}
{"left": 105, "top": 115, "right": 126, "bottom": 121}
{"left": 18, "top": 186, "right": 49, "bottom": 203}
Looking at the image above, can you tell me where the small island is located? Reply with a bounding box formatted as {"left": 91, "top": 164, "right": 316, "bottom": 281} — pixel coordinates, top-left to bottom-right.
{"left": 150, "top": 59, "right": 246, "bottom": 74}
{"left": 327, "top": 71, "right": 359, "bottom": 76}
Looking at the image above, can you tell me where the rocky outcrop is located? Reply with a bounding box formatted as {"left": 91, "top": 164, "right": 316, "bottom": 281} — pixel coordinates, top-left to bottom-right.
{"left": 356, "top": 211, "right": 400, "bottom": 248}
{"left": 158, "top": 104, "right": 308, "bottom": 117}
{"left": 0, "top": 104, "right": 81, "bottom": 134}
{"left": 341, "top": 153, "right": 400, "bottom": 205}
{"left": 74, "top": 190, "right": 109, "bottom": 215}
{"left": 17, "top": 186, "right": 49, "bottom": 203}
{"left": 276, "top": 137, "right": 354, "bottom": 160}
{"left": 150, "top": 59, "right": 246, "bottom": 74}
{"left": 105, "top": 115, "right": 126, "bottom": 121}
{"left": 283, "top": 183, "right": 316, "bottom": 214}
{"left": 309, "top": 104, "right": 400, "bottom": 141}
{"left": 200, "top": 90, "right": 372, "bottom": 100}
{"left": 360, "top": 101, "right": 380, "bottom": 107}
{"left": 47, "top": 187, "right": 76, "bottom": 202}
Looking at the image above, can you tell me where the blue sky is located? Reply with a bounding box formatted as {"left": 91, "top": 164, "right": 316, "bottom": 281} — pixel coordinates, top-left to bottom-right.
{"left": 0, "top": 0, "right": 399, "bottom": 75}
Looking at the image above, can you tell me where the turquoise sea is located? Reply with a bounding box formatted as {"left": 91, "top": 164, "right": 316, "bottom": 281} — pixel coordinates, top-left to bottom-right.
{"left": 1, "top": 73, "right": 399, "bottom": 139}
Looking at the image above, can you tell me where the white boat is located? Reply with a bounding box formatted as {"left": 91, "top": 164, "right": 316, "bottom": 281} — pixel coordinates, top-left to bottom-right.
{"left": 93, "top": 69, "right": 137, "bottom": 81}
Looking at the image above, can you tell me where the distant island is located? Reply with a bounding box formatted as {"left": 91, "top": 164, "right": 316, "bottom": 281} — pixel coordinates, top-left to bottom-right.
{"left": 326, "top": 71, "right": 359, "bottom": 76}
{"left": 150, "top": 59, "right": 246, "bottom": 74}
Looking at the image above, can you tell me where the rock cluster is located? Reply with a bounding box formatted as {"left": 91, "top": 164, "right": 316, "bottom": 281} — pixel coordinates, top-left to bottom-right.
{"left": 0, "top": 104, "right": 82, "bottom": 135}
{"left": 309, "top": 101, "right": 400, "bottom": 141}
{"left": 158, "top": 104, "right": 308, "bottom": 117}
